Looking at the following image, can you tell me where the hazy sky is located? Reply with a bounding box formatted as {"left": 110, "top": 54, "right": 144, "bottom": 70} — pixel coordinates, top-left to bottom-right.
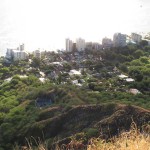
{"left": 0, "top": 0, "right": 150, "bottom": 55}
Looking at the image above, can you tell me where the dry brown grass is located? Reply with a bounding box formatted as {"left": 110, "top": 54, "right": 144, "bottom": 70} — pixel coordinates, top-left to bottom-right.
{"left": 13, "top": 137, "right": 48, "bottom": 150}
{"left": 88, "top": 122, "right": 150, "bottom": 150}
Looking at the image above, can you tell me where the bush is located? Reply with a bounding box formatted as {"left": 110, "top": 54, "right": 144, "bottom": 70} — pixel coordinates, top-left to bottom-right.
{"left": 85, "top": 128, "right": 99, "bottom": 138}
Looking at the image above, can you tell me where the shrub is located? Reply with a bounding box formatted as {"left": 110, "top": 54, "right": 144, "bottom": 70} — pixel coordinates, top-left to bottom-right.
{"left": 85, "top": 128, "right": 99, "bottom": 138}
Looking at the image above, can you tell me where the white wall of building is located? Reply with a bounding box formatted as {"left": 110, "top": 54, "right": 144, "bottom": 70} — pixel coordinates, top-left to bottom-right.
{"left": 33, "top": 50, "right": 41, "bottom": 59}
{"left": 19, "top": 44, "right": 25, "bottom": 51}
{"left": 76, "top": 38, "right": 85, "bottom": 51}
{"left": 13, "top": 51, "right": 28, "bottom": 61}
{"left": 66, "top": 38, "right": 73, "bottom": 52}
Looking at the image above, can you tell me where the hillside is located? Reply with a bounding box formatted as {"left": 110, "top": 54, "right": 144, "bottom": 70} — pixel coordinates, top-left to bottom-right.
{"left": 22, "top": 104, "right": 150, "bottom": 149}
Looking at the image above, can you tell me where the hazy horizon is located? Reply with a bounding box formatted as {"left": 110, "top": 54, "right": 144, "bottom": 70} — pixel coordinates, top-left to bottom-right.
{"left": 0, "top": 0, "right": 150, "bottom": 56}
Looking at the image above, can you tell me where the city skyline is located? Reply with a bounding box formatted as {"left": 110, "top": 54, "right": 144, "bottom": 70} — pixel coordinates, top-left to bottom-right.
{"left": 0, "top": 0, "right": 150, "bottom": 56}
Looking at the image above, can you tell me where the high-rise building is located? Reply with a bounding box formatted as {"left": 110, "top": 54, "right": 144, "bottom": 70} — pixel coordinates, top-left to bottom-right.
{"left": 113, "top": 33, "right": 126, "bottom": 47}
{"left": 33, "top": 49, "right": 41, "bottom": 59}
{"left": 131, "top": 33, "right": 142, "bottom": 44}
{"left": 19, "top": 43, "right": 25, "bottom": 51}
{"left": 76, "top": 38, "right": 85, "bottom": 51}
{"left": 66, "top": 38, "right": 73, "bottom": 52}
{"left": 102, "top": 37, "right": 112, "bottom": 49}
{"left": 6, "top": 49, "right": 14, "bottom": 59}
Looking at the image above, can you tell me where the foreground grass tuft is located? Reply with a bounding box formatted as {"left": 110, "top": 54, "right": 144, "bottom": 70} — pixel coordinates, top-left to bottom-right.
{"left": 88, "top": 122, "right": 150, "bottom": 150}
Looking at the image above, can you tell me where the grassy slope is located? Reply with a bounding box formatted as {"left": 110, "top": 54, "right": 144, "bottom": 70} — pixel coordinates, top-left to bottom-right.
{"left": 23, "top": 104, "right": 150, "bottom": 149}
{"left": 88, "top": 123, "right": 150, "bottom": 150}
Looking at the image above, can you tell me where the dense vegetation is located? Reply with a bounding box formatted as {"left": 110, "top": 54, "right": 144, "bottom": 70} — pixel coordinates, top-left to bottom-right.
{"left": 0, "top": 43, "right": 150, "bottom": 149}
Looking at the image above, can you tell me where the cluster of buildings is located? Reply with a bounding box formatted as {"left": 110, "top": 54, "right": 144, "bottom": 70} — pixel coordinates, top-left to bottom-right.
{"left": 66, "top": 38, "right": 102, "bottom": 52}
{"left": 66, "top": 33, "right": 143, "bottom": 51}
{"left": 5, "top": 44, "right": 42, "bottom": 62}
{"left": 102, "top": 33, "right": 142, "bottom": 49}
{"left": 102, "top": 33, "right": 127, "bottom": 49}
{"left": 4, "top": 33, "right": 143, "bottom": 62}
{"left": 5, "top": 44, "right": 29, "bottom": 62}
{"left": 66, "top": 38, "right": 86, "bottom": 52}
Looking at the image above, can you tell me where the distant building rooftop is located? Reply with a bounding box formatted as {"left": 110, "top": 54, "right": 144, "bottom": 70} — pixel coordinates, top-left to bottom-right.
{"left": 126, "top": 78, "right": 135, "bottom": 82}
{"left": 69, "top": 69, "right": 81, "bottom": 76}
{"left": 129, "top": 89, "right": 141, "bottom": 95}
{"left": 118, "top": 74, "right": 128, "bottom": 78}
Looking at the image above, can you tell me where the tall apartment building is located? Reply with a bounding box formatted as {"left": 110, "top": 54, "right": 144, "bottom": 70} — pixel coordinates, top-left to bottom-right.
{"left": 131, "top": 33, "right": 142, "bottom": 44}
{"left": 20, "top": 43, "right": 25, "bottom": 51}
{"left": 33, "top": 49, "right": 41, "bottom": 59}
{"left": 66, "top": 38, "right": 73, "bottom": 52}
{"left": 113, "top": 33, "right": 126, "bottom": 47}
{"left": 76, "top": 38, "right": 85, "bottom": 51}
{"left": 102, "top": 37, "right": 112, "bottom": 49}
{"left": 6, "top": 49, "right": 14, "bottom": 59}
